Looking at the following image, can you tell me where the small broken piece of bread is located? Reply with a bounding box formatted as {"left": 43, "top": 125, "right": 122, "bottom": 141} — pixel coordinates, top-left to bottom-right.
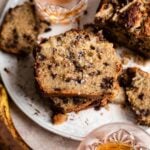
{"left": 95, "top": 0, "right": 150, "bottom": 57}
{"left": 52, "top": 113, "right": 68, "bottom": 125}
{"left": 34, "top": 29, "right": 122, "bottom": 98}
{"left": 0, "top": 2, "right": 39, "bottom": 55}
{"left": 121, "top": 68, "right": 150, "bottom": 126}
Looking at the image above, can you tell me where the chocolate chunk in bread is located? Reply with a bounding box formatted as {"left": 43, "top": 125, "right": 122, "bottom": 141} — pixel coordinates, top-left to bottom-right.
{"left": 35, "top": 30, "right": 122, "bottom": 98}
{"left": 0, "top": 2, "right": 39, "bottom": 54}
{"left": 122, "top": 68, "right": 150, "bottom": 126}
{"left": 95, "top": 0, "right": 150, "bottom": 57}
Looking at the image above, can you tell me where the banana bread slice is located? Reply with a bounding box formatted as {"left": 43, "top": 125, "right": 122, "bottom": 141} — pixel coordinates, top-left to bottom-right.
{"left": 50, "top": 95, "right": 111, "bottom": 124}
{"left": 95, "top": 0, "right": 150, "bottom": 57}
{"left": 0, "top": 2, "right": 39, "bottom": 54}
{"left": 121, "top": 68, "right": 150, "bottom": 126}
{"left": 49, "top": 95, "right": 110, "bottom": 114}
{"left": 34, "top": 29, "right": 122, "bottom": 98}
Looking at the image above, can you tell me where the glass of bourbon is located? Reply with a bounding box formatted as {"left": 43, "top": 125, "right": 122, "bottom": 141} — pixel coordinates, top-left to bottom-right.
{"left": 78, "top": 123, "right": 150, "bottom": 150}
{"left": 34, "top": 0, "right": 88, "bottom": 24}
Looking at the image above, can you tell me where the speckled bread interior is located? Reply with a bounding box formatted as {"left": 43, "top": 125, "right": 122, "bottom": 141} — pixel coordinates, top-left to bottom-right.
{"left": 121, "top": 67, "right": 150, "bottom": 126}
{"left": 35, "top": 30, "right": 122, "bottom": 98}
{"left": 0, "top": 2, "right": 40, "bottom": 54}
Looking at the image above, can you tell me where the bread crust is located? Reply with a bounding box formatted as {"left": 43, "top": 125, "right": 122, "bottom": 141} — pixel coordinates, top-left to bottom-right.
{"left": 95, "top": 0, "right": 150, "bottom": 57}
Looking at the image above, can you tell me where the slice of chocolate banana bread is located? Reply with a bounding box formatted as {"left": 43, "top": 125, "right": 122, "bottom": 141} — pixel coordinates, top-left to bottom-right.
{"left": 35, "top": 29, "right": 122, "bottom": 98}
{"left": 121, "top": 68, "right": 150, "bottom": 126}
{"left": 95, "top": 0, "right": 150, "bottom": 57}
{"left": 50, "top": 97, "right": 96, "bottom": 114}
{"left": 49, "top": 95, "right": 110, "bottom": 114}
{"left": 0, "top": 2, "right": 39, "bottom": 54}
{"left": 50, "top": 95, "right": 112, "bottom": 124}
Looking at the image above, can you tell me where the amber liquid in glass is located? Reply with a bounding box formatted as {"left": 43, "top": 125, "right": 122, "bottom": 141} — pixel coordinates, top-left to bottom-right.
{"left": 96, "top": 143, "right": 133, "bottom": 150}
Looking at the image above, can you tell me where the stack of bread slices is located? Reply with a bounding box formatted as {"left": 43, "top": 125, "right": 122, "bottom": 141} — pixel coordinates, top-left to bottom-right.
{"left": 34, "top": 29, "right": 122, "bottom": 124}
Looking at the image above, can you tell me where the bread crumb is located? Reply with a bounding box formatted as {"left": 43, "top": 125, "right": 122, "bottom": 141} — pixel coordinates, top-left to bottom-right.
{"left": 4, "top": 68, "right": 10, "bottom": 74}
{"left": 101, "top": 98, "right": 108, "bottom": 106}
{"left": 104, "top": 104, "right": 109, "bottom": 111}
{"left": 100, "top": 112, "right": 103, "bottom": 116}
{"left": 113, "top": 87, "right": 126, "bottom": 104}
{"left": 52, "top": 114, "right": 68, "bottom": 125}
{"left": 122, "top": 57, "right": 129, "bottom": 65}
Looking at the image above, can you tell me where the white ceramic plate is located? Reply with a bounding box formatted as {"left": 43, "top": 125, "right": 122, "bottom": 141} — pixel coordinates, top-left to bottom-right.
{"left": 0, "top": 0, "right": 150, "bottom": 141}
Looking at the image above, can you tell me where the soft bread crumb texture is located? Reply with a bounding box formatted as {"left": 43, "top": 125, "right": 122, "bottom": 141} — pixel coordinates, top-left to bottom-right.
{"left": 123, "top": 67, "right": 150, "bottom": 126}
{"left": 35, "top": 30, "right": 122, "bottom": 98}
{"left": 0, "top": 2, "right": 38, "bottom": 54}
